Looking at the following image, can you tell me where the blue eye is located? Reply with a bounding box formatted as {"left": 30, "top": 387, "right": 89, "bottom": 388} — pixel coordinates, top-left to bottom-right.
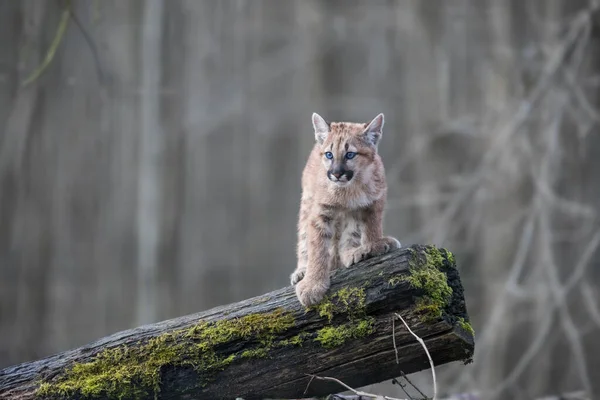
{"left": 325, "top": 152, "right": 333, "bottom": 159}
{"left": 345, "top": 152, "right": 356, "bottom": 159}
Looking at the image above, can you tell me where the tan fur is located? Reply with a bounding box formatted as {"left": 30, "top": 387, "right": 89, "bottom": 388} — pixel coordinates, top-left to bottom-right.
{"left": 291, "top": 113, "right": 401, "bottom": 307}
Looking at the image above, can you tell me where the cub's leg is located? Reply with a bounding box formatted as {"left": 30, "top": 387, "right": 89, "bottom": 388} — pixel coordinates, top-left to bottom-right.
{"left": 339, "top": 215, "right": 365, "bottom": 268}
{"left": 342, "top": 200, "right": 401, "bottom": 267}
{"left": 291, "top": 199, "right": 309, "bottom": 285}
{"left": 295, "top": 212, "right": 334, "bottom": 306}
{"left": 363, "top": 199, "right": 401, "bottom": 256}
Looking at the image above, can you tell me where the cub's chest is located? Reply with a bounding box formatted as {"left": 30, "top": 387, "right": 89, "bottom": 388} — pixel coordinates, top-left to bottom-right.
{"left": 344, "top": 192, "right": 373, "bottom": 209}
{"left": 328, "top": 187, "right": 377, "bottom": 210}
{"left": 322, "top": 210, "right": 364, "bottom": 240}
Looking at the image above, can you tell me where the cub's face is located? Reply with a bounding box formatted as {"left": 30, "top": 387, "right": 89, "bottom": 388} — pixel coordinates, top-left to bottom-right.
{"left": 320, "top": 135, "right": 368, "bottom": 186}
{"left": 312, "top": 113, "right": 384, "bottom": 187}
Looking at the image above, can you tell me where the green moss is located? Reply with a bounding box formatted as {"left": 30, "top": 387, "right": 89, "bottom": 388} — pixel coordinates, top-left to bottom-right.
{"left": 314, "top": 318, "right": 375, "bottom": 348}
{"left": 395, "top": 245, "right": 455, "bottom": 322}
{"left": 315, "top": 300, "right": 336, "bottom": 322}
{"left": 405, "top": 264, "right": 452, "bottom": 320}
{"left": 445, "top": 249, "right": 456, "bottom": 266}
{"left": 413, "top": 298, "right": 444, "bottom": 320}
{"left": 423, "top": 245, "right": 445, "bottom": 268}
{"left": 458, "top": 317, "right": 475, "bottom": 337}
{"left": 36, "top": 309, "right": 294, "bottom": 399}
{"left": 424, "top": 245, "right": 456, "bottom": 269}
{"left": 240, "top": 348, "right": 269, "bottom": 359}
{"left": 307, "top": 286, "right": 376, "bottom": 348}
{"left": 311, "top": 287, "right": 367, "bottom": 322}
{"left": 278, "top": 332, "right": 309, "bottom": 347}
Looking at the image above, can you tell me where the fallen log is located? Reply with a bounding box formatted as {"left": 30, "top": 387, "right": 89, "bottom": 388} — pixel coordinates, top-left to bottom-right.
{"left": 0, "top": 244, "right": 475, "bottom": 400}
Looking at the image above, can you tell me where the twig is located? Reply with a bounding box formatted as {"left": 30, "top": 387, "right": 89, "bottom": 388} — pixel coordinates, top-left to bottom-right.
{"left": 303, "top": 374, "right": 316, "bottom": 396}
{"left": 392, "top": 377, "right": 415, "bottom": 400}
{"left": 395, "top": 313, "right": 437, "bottom": 400}
{"left": 305, "top": 374, "right": 405, "bottom": 400}
{"left": 22, "top": 0, "right": 71, "bottom": 86}
{"left": 392, "top": 317, "right": 399, "bottom": 364}
{"left": 400, "top": 371, "right": 429, "bottom": 400}
{"left": 304, "top": 315, "right": 436, "bottom": 400}
{"left": 392, "top": 318, "right": 428, "bottom": 399}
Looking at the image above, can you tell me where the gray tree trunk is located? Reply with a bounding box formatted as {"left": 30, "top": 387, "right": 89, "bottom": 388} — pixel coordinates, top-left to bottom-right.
{"left": 136, "top": 0, "right": 165, "bottom": 326}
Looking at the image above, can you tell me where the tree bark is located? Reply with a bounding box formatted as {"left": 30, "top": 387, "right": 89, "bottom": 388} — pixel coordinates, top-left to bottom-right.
{"left": 0, "top": 245, "right": 474, "bottom": 400}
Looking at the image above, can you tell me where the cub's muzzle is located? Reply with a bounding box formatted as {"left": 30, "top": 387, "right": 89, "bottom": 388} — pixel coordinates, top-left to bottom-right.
{"left": 327, "top": 166, "right": 354, "bottom": 183}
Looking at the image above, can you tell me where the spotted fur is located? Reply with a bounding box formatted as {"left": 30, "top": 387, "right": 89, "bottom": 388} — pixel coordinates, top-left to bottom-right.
{"left": 292, "top": 112, "right": 402, "bottom": 307}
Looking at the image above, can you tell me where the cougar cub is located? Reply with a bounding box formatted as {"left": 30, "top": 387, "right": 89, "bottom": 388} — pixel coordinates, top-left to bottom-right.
{"left": 291, "top": 113, "right": 401, "bottom": 306}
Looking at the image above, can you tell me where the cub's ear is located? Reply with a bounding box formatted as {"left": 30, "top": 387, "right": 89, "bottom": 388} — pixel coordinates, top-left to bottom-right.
{"left": 363, "top": 113, "right": 384, "bottom": 147}
{"left": 312, "top": 112, "right": 330, "bottom": 144}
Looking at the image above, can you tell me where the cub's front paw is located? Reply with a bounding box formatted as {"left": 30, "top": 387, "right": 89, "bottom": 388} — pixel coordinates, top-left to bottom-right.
{"left": 384, "top": 236, "right": 402, "bottom": 252}
{"left": 290, "top": 268, "right": 305, "bottom": 285}
{"left": 370, "top": 237, "right": 402, "bottom": 256}
{"left": 341, "top": 246, "right": 371, "bottom": 268}
{"left": 295, "top": 278, "right": 330, "bottom": 307}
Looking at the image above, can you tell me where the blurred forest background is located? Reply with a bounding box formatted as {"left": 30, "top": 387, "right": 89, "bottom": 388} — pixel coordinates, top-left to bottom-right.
{"left": 1, "top": 0, "right": 600, "bottom": 399}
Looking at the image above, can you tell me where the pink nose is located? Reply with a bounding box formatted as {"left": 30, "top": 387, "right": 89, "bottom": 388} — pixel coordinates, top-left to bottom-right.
{"left": 332, "top": 172, "right": 342, "bottom": 179}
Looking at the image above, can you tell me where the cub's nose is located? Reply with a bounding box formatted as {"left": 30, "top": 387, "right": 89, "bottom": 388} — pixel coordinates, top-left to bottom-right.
{"left": 332, "top": 172, "right": 343, "bottom": 179}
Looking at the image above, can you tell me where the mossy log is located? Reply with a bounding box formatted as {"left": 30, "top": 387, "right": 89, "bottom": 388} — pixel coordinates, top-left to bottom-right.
{"left": 0, "top": 244, "right": 475, "bottom": 400}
